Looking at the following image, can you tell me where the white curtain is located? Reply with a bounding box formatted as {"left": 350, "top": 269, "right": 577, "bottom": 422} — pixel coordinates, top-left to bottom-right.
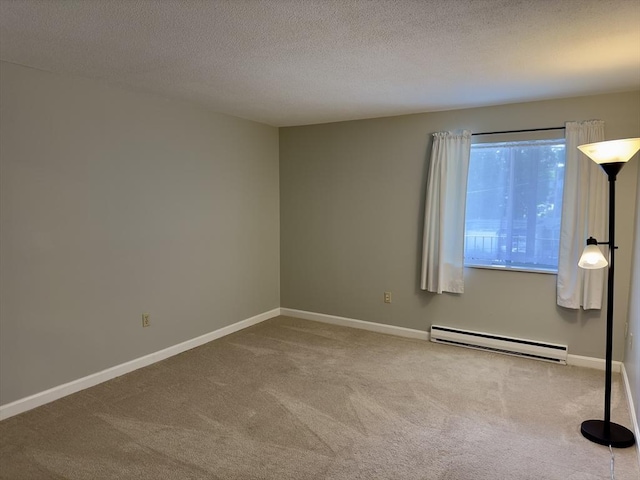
{"left": 421, "top": 130, "right": 471, "bottom": 294}
{"left": 557, "top": 120, "right": 606, "bottom": 309}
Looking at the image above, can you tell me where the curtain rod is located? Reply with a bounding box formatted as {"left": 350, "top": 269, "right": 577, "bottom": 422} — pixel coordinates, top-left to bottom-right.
{"left": 472, "top": 126, "right": 565, "bottom": 136}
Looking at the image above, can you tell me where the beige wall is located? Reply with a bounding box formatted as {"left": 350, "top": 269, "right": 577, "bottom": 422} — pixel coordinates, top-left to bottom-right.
{"left": 625, "top": 155, "right": 640, "bottom": 431}
{"left": 280, "top": 91, "right": 640, "bottom": 360}
{"left": 0, "top": 62, "right": 280, "bottom": 405}
{"left": 2, "top": 60, "right": 638, "bottom": 410}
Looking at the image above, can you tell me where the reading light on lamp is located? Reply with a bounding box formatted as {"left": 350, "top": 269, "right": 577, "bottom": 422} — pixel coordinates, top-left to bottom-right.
{"left": 576, "top": 137, "right": 639, "bottom": 449}
{"left": 577, "top": 237, "right": 608, "bottom": 269}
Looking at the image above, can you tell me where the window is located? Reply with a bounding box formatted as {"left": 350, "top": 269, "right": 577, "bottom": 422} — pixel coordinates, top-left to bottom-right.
{"left": 464, "top": 138, "right": 565, "bottom": 273}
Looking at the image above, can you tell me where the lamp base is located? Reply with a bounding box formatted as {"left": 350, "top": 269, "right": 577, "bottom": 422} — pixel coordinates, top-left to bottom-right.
{"left": 581, "top": 420, "right": 636, "bottom": 448}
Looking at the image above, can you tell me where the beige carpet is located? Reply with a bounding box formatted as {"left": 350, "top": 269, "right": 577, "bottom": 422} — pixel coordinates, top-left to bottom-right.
{"left": 1, "top": 315, "right": 638, "bottom": 479}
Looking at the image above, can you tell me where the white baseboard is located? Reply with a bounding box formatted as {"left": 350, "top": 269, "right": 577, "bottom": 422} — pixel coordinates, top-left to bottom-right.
{"left": 621, "top": 363, "right": 640, "bottom": 468}
{"left": 2, "top": 306, "right": 630, "bottom": 431}
{"left": 280, "top": 308, "right": 430, "bottom": 340}
{"left": 0, "top": 308, "right": 281, "bottom": 421}
{"left": 566, "top": 354, "right": 622, "bottom": 372}
{"left": 282, "top": 309, "right": 627, "bottom": 375}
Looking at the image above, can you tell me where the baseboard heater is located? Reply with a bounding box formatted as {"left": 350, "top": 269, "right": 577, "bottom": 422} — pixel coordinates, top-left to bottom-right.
{"left": 430, "top": 325, "right": 568, "bottom": 364}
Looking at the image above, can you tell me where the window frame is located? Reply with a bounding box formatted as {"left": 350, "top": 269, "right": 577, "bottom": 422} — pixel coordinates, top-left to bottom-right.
{"left": 463, "top": 133, "right": 566, "bottom": 275}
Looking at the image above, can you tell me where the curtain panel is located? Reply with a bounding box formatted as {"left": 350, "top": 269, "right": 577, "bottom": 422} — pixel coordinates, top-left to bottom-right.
{"left": 557, "top": 120, "right": 606, "bottom": 309}
{"left": 420, "top": 130, "right": 471, "bottom": 294}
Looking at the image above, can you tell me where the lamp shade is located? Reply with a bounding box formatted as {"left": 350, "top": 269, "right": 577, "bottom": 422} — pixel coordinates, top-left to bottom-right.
{"left": 578, "top": 244, "right": 608, "bottom": 269}
{"left": 577, "top": 138, "right": 640, "bottom": 164}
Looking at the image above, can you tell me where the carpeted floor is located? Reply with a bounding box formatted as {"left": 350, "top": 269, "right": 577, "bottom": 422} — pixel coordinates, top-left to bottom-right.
{"left": 0, "top": 315, "right": 638, "bottom": 479}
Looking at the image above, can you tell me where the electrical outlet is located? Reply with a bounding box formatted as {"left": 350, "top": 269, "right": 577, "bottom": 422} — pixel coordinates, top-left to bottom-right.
{"left": 384, "top": 292, "right": 391, "bottom": 303}
{"left": 630, "top": 333, "right": 634, "bottom": 350}
{"left": 624, "top": 322, "right": 629, "bottom": 338}
{"left": 142, "top": 313, "right": 150, "bottom": 328}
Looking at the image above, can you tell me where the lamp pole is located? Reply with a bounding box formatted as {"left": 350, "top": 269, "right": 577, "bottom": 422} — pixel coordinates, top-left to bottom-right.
{"left": 580, "top": 161, "right": 635, "bottom": 448}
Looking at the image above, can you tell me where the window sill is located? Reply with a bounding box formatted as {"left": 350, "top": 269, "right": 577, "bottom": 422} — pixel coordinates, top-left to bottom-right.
{"left": 464, "top": 264, "right": 557, "bottom": 275}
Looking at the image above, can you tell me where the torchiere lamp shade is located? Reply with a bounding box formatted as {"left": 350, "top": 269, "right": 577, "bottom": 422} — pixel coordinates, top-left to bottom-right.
{"left": 577, "top": 137, "right": 640, "bottom": 164}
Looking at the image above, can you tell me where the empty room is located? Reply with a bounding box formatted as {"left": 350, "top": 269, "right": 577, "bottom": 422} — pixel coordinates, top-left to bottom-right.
{"left": 1, "top": 1, "right": 640, "bottom": 479}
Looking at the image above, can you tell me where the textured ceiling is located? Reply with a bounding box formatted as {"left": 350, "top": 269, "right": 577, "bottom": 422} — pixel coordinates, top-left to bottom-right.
{"left": 1, "top": 0, "right": 639, "bottom": 127}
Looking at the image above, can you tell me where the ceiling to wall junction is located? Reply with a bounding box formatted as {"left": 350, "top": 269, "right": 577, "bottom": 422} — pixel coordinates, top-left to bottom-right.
{"left": 1, "top": 0, "right": 639, "bottom": 126}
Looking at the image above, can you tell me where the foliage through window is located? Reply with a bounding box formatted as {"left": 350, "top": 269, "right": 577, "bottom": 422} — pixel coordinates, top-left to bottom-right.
{"left": 464, "top": 139, "right": 565, "bottom": 272}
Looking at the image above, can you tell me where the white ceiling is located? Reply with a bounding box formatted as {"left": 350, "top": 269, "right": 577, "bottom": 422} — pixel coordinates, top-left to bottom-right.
{"left": 1, "top": 0, "right": 639, "bottom": 127}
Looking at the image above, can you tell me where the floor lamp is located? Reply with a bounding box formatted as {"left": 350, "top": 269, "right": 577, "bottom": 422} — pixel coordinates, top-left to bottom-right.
{"left": 577, "top": 137, "right": 640, "bottom": 448}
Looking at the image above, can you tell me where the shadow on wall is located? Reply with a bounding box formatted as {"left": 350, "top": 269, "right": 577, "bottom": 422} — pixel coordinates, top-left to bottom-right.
{"left": 556, "top": 304, "right": 603, "bottom": 327}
